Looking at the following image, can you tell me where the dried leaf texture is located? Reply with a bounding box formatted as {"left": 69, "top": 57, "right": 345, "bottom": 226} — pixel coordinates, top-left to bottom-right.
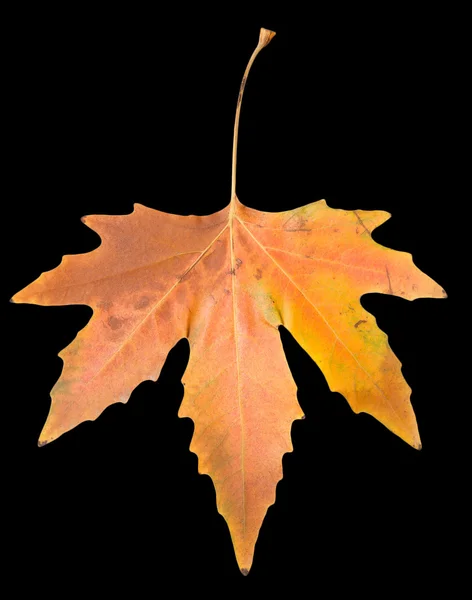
{"left": 12, "top": 197, "right": 445, "bottom": 572}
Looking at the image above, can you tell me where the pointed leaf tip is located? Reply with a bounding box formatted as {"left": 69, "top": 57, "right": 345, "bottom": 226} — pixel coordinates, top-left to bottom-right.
{"left": 240, "top": 568, "right": 249, "bottom": 576}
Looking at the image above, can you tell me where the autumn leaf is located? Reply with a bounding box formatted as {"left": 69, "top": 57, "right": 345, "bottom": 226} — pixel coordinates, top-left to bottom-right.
{"left": 12, "top": 27, "right": 446, "bottom": 575}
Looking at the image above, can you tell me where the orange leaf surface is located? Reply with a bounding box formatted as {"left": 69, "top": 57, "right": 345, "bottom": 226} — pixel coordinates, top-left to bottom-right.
{"left": 12, "top": 28, "right": 446, "bottom": 574}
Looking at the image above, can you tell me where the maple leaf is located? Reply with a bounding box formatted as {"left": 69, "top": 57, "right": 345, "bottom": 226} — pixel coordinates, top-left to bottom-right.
{"left": 12, "top": 28, "right": 446, "bottom": 575}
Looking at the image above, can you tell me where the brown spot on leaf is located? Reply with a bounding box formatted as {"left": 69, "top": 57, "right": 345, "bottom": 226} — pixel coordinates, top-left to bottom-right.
{"left": 179, "top": 269, "right": 194, "bottom": 283}
{"left": 228, "top": 268, "right": 236, "bottom": 276}
{"left": 223, "top": 288, "right": 231, "bottom": 295}
{"left": 135, "top": 296, "right": 150, "bottom": 310}
{"left": 353, "top": 210, "right": 371, "bottom": 235}
{"left": 235, "top": 257, "right": 243, "bottom": 268}
{"left": 153, "top": 279, "right": 166, "bottom": 293}
{"left": 282, "top": 212, "right": 311, "bottom": 232}
{"left": 97, "top": 300, "right": 113, "bottom": 311}
{"left": 157, "top": 304, "right": 171, "bottom": 322}
{"left": 175, "top": 285, "right": 186, "bottom": 304}
{"left": 254, "top": 268, "right": 262, "bottom": 280}
{"left": 108, "top": 316, "right": 123, "bottom": 330}
{"left": 354, "top": 319, "right": 367, "bottom": 329}
{"left": 204, "top": 247, "right": 226, "bottom": 271}
{"left": 385, "top": 266, "right": 393, "bottom": 294}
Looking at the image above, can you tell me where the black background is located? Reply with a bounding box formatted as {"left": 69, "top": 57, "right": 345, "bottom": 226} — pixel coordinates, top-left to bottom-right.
{"left": 6, "top": 8, "right": 462, "bottom": 591}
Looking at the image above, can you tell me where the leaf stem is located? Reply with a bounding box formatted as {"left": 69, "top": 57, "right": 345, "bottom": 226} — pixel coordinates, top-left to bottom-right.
{"left": 231, "top": 28, "right": 276, "bottom": 202}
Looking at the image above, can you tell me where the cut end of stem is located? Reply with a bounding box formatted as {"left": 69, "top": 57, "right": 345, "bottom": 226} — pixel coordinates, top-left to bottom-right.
{"left": 258, "top": 28, "right": 276, "bottom": 48}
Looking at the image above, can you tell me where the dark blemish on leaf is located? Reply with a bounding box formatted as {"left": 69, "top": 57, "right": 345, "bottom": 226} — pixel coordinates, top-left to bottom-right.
{"left": 385, "top": 266, "right": 394, "bottom": 294}
{"left": 204, "top": 248, "right": 226, "bottom": 271}
{"left": 241, "top": 568, "right": 249, "bottom": 576}
{"left": 348, "top": 304, "right": 354, "bottom": 312}
{"left": 353, "top": 210, "right": 371, "bottom": 235}
{"left": 135, "top": 296, "right": 150, "bottom": 310}
{"left": 441, "top": 288, "right": 448, "bottom": 298}
{"left": 224, "top": 288, "right": 231, "bottom": 295}
{"left": 356, "top": 226, "right": 360, "bottom": 234}
{"left": 154, "top": 279, "right": 166, "bottom": 293}
{"left": 412, "top": 284, "right": 418, "bottom": 291}
{"left": 333, "top": 228, "right": 339, "bottom": 233}
{"left": 228, "top": 268, "right": 236, "bottom": 276}
{"left": 354, "top": 319, "right": 367, "bottom": 328}
{"left": 254, "top": 268, "right": 262, "bottom": 280}
{"left": 282, "top": 213, "right": 311, "bottom": 232}
{"left": 157, "top": 304, "right": 171, "bottom": 323}
{"left": 38, "top": 439, "right": 49, "bottom": 447}
{"left": 108, "top": 316, "right": 123, "bottom": 330}
{"left": 175, "top": 285, "right": 186, "bottom": 304}
{"left": 235, "top": 258, "right": 242, "bottom": 268}
{"left": 179, "top": 269, "right": 194, "bottom": 283}
{"left": 97, "top": 300, "right": 113, "bottom": 311}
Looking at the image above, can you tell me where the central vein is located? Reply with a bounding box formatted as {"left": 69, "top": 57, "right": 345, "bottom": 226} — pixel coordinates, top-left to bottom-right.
{"left": 229, "top": 205, "right": 246, "bottom": 536}
{"left": 227, "top": 28, "right": 276, "bottom": 540}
